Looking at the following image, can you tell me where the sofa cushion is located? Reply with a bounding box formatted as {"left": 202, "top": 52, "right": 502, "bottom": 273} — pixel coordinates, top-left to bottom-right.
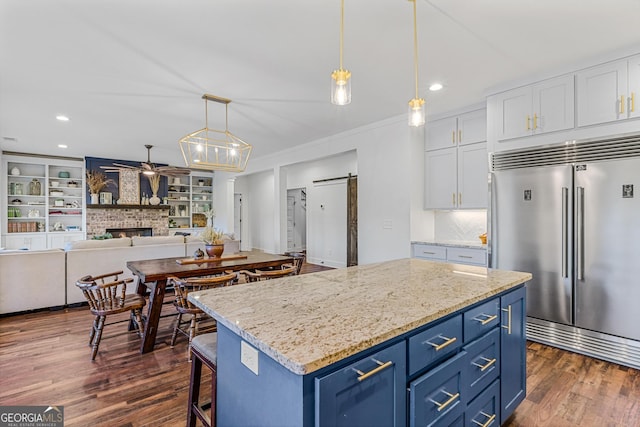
{"left": 65, "top": 237, "right": 132, "bottom": 250}
{"left": 132, "top": 235, "right": 184, "bottom": 246}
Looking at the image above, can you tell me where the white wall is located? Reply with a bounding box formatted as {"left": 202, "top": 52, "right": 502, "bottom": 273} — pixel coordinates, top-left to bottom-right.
{"left": 223, "top": 115, "right": 429, "bottom": 265}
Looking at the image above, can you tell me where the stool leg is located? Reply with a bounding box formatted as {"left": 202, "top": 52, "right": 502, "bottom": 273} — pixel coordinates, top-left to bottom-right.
{"left": 91, "top": 315, "right": 105, "bottom": 361}
{"left": 188, "top": 348, "right": 202, "bottom": 427}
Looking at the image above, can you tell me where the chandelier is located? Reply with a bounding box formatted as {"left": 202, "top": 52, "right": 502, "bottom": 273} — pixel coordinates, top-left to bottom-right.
{"left": 330, "top": 0, "right": 351, "bottom": 105}
{"left": 179, "top": 94, "right": 252, "bottom": 172}
{"left": 408, "top": 0, "right": 425, "bottom": 127}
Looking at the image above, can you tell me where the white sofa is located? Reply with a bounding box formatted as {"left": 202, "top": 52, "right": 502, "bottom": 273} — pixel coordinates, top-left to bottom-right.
{"left": 0, "top": 235, "right": 241, "bottom": 314}
{"left": 65, "top": 235, "right": 187, "bottom": 304}
{"left": 0, "top": 249, "right": 66, "bottom": 314}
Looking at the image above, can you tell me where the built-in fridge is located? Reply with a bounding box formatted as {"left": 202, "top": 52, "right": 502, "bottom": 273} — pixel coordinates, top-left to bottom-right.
{"left": 489, "top": 135, "right": 640, "bottom": 369}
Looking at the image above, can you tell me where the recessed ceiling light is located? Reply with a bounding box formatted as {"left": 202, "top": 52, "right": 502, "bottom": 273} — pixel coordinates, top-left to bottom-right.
{"left": 56, "top": 115, "right": 70, "bottom": 122}
{"left": 429, "top": 83, "right": 443, "bottom": 91}
{"left": 58, "top": 144, "right": 68, "bottom": 149}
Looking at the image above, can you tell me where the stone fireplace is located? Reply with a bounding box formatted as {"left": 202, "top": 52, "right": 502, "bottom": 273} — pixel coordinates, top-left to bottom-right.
{"left": 86, "top": 205, "right": 170, "bottom": 239}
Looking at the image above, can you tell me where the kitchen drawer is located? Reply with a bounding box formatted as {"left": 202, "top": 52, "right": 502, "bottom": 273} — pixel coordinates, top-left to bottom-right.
{"left": 446, "top": 247, "right": 486, "bottom": 266}
{"left": 409, "top": 315, "right": 462, "bottom": 375}
{"left": 463, "top": 298, "right": 499, "bottom": 343}
{"left": 466, "top": 379, "right": 500, "bottom": 427}
{"left": 413, "top": 244, "right": 447, "bottom": 261}
{"left": 463, "top": 328, "right": 500, "bottom": 402}
{"left": 409, "top": 351, "right": 466, "bottom": 427}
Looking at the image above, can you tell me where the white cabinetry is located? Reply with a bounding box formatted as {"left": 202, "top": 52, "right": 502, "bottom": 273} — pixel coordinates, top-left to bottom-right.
{"left": 494, "top": 74, "right": 574, "bottom": 140}
{"left": 577, "top": 55, "right": 640, "bottom": 127}
{"left": 426, "top": 109, "right": 486, "bottom": 150}
{"left": 425, "top": 143, "right": 487, "bottom": 209}
{"left": 2, "top": 155, "right": 85, "bottom": 249}
{"left": 167, "top": 172, "right": 214, "bottom": 230}
{"left": 412, "top": 243, "right": 486, "bottom": 266}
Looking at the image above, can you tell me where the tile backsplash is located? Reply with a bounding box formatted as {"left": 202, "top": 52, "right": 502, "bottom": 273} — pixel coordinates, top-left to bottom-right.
{"left": 434, "top": 210, "right": 486, "bottom": 244}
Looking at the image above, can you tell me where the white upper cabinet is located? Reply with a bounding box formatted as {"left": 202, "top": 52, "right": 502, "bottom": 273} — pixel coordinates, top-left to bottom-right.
{"left": 494, "top": 74, "right": 575, "bottom": 140}
{"left": 426, "top": 110, "right": 486, "bottom": 151}
{"left": 577, "top": 55, "right": 640, "bottom": 126}
{"left": 424, "top": 142, "right": 487, "bottom": 210}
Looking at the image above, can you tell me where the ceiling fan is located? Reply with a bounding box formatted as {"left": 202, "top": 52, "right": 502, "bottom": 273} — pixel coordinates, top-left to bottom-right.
{"left": 101, "top": 145, "right": 191, "bottom": 177}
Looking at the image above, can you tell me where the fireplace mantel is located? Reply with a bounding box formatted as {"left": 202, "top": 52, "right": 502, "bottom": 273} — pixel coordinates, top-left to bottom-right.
{"left": 87, "top": 204, "right": 169, "bottom": 210}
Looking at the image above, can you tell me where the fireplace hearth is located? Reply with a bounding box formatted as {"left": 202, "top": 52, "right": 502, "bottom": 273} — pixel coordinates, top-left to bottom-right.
{"left": 106, "top": 227, "right": 153, "bottom": 238}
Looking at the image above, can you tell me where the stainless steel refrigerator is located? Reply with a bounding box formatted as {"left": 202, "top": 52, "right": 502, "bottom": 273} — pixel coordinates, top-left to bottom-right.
{"left": 489, "top": 135, "right": 640, "bottom": 368}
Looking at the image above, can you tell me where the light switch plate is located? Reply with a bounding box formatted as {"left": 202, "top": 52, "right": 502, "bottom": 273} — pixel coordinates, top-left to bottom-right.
{"left": 241, "top": 340, "right": 259, "bottom": 375}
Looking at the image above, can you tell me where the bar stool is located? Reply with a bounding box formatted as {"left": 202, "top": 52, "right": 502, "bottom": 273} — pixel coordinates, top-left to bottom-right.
{"left": 188, "top": 333, "right": 217, "bottom": 427}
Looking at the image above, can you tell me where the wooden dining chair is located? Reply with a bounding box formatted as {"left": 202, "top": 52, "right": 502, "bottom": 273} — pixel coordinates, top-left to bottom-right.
{"left": 283, "top": 251, "right": 306, "bottom": 275}
{"left": 240, "top": 265, "right": 296, "bottom": 282}
{"left": 76, "top": 271, "right": 146, "bottom": 361}
{"left": 168, "top": 273, "right": 236, "bottom": 348}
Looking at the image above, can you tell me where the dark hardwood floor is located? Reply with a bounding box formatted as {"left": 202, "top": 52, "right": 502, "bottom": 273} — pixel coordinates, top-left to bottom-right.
{"left": 2, "top": 263, "right": 639, "bottom": 426}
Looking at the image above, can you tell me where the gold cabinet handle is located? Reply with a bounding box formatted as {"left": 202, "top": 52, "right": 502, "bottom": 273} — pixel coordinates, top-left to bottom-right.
{"left": 533, "top": 113, "right": 538, "bottom": 130}
{"left": 631, "top": 93, "right": 635, "bottom": 113}
{"left": 458, "top": 193, "right": 462, "bottom": 205}
{"left": 458, "top": 129, "right": 462, "bottom": 143}
{"left": 354, "top": 359, "right": 393, "bottom": 382}
{"left": 452, "top": 193, "right": 456, "bottom": 205}
{"left": 471, "top": 411, "right": 497, "bottom": 427}
{"left": 526, "top": 115, "right": 531, "bottom": 130}
{"left": 620, "top": 95, "right": 625, "bottom": 114}
{"left": 426, "top": 335, "right": 457, "bottom": 351}
{"left": 473, "top": 313, "right": 498, "bottom": 325}
{"left": 501, "top": 305, "right": 512, "bottom": 334}
{"left": 472, "top": 356, "right": 497, "bottom": 372}
{"left": 430, "top": 390, "right": 460, "bottom": 412}
{"left": 452, "top": 130, "right": 456, "bottom": 144}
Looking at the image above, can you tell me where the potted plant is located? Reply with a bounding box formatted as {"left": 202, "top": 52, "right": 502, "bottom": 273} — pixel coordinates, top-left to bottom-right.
{"left": 200, "top": 226, "right": 225, "bottom": 258}
{"left": 86, "top": 170, "right": 113, "bottom": 204}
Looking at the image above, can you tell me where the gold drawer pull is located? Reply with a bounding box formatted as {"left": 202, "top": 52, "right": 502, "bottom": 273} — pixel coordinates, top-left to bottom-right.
{"left": 472, "top": 411, "right": 496, "bottom": 427}
{"left": 430, "top": 390, "right": 460, "bottom": 412}
{"left": 526, "top": 115, "right": 531, "bottom": 130}
{"left": 452, "top": 130, "right": 456, "bottom": 144}
{"left": 501, "top": 305, "right": 512, "bottom": 334}
{"left": 533, "top": 113, "right": 538, "bottom": 130}
{"left": 426, "top": 335, "right": 457, "bottom": 351}
{"left": 354, "top": 359, "right": 393, "bottom": 382}
{"left": 458, "top": 129, "right": 462, "bottom": 143}
{"left": 472, "top": 356, "right": 497, "bottom": 372}
{"left": 620, "top": 95, "right": 625, "bottom": 114}
{"left": 631, "top": 93, "right": 636, "bottom": 113}
{"left": 473, "top": 313, "right": 498, "bottom": 325}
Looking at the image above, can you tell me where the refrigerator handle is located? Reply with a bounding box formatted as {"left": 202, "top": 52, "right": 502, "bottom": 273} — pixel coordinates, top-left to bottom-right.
{"left": 562, "top": 187, "right": 568, "bottom": 278}
{"left": 576, "top": 186, "right": 585, "bottom": 280}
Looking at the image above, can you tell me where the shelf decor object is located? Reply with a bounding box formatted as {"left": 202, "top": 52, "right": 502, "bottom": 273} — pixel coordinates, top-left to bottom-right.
{"left": 118, "top": 169, "right": 140, "bottom": 204}
{"left": 407, "top": 0, "right": 425, "bottom": 127}
{"left": 330, "top": 0, "right": 351, "bottom": 105}
{"left": 178, "top": 94, "right": 252, "bottom": 172}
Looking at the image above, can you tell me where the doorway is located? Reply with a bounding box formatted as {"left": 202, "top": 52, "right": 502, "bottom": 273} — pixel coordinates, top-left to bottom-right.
{"left": 286, "top": 188, "right": 306, "bottom": 252}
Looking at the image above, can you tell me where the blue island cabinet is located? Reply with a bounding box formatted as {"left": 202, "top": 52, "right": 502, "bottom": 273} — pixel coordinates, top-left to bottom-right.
{"left": 213, "top": 285, "right": 526, "bottom": 427}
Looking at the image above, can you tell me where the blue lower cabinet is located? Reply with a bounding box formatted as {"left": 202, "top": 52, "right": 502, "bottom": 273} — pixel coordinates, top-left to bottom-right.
{"left": 466, "top": 380, "right": 500, "bottom": 427}
{"left": 462, "top": 328, "right": 500, "bottom": 401}
{"left": 500, "top": 287, "right": 526, "bottom": 422}
{"left": 409, "top": 351, "right": 467, "bottom": 427}
{"left": 408, "top": 315, "right": 463, "bottom": 376}
{"left": 315, "top": 340, "right": 407, "bottom": 427}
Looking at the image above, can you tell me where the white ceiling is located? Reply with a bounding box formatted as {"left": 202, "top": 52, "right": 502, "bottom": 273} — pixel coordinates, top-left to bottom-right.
{"left": 2, "top": 0, "right": 640, "bottom": 166}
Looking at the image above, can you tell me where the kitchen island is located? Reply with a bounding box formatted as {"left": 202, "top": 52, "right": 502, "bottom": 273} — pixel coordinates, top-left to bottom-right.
{"left": 189, "top": 258, "right": 531, "bottom": 426}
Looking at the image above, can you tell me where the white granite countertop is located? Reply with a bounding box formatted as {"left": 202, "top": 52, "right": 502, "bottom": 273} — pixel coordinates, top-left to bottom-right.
{"left": 189, "top": 258, "right": 531, "bottom": 375}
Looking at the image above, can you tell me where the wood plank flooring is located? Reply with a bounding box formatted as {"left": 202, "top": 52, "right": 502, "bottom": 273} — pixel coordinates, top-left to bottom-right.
{"left": 2, "top": 264, "right": 639, "bottom": 426}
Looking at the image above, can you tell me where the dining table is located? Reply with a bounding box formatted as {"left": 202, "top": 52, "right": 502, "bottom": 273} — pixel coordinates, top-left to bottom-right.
{"left": 127, "top": 250, "right": 293, "bottom": 354}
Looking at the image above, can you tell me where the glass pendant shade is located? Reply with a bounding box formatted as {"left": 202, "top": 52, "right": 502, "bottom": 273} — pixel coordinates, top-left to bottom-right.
{"left": 331, "top": 69, "right": 352, "bottom": 105}
{"left": 408, "top": 98, "right": 426, "bottom": 127}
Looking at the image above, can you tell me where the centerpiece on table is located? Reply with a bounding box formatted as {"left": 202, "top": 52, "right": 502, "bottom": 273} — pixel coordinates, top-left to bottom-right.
{"left": 86, "top": 170, "right": 114, "bottom": 205}
{"left": 200, "top": 209, "right": 225, "bottom": 258}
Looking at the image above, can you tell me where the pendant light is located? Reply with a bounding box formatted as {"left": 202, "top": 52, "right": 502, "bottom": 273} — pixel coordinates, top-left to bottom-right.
{"left": 331, "top": 0, "right": 351, "bottom": 105}
{"left": 408, "top": 0, "right": 425, "bottom": 127}
{"left": 178, "top": 94, "right": 252, "bottom": 172}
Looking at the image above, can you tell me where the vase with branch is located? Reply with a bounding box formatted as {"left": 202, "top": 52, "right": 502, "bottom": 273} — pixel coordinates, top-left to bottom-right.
{"left": 146, "top": 174, "right": 161, "bottom": 205}
{"left": 86, "top": 170, "right": 114, "bottom": 204}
